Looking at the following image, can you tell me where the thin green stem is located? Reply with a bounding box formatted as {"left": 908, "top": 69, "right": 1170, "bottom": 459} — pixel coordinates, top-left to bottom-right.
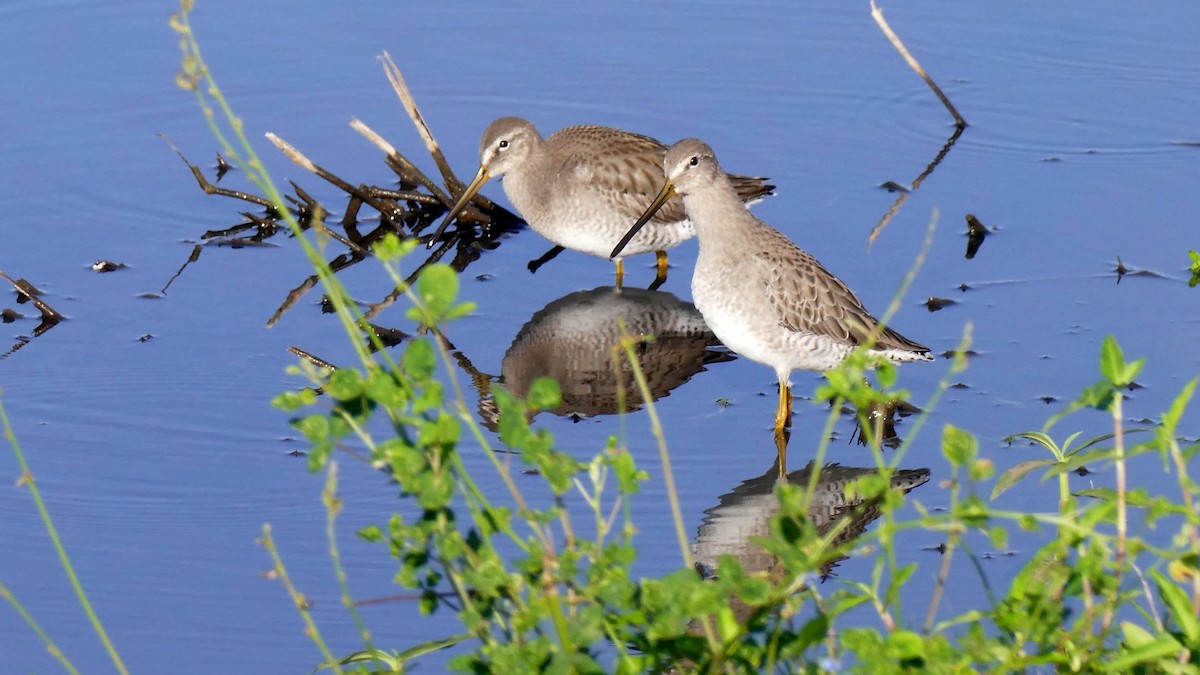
{"left": 260, "top": 524, "right": 343, "bottom": 674}
{"left": 173, "top": 4, "right": 374, "bottom": 369}
{"left": 1101, "top": 395, "right": 1127, "bottom": 633}
{"left": 615, "top": 323, "right": 719, "bottom": 649}
{"left": 0, "top": 580, "right": 80, "bottom": 675}
{"left": 323, "top": 462, "right": 376, "bottom": 654}
{"left": 617, "top": 327, "right": 689, "bottom": 569}
{"left": 0, "top": 400, "right": 128, "bottom": 675}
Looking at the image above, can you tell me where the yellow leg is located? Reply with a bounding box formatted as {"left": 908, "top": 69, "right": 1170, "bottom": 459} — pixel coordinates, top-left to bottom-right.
{"left": 615, "top": 258, "right": 624, "bottom": 289}
{"left": 774, "top": 427, "right": 790, "bottom": 478}
{"left": 774, "top": 381, "right": 793, "bottom": 432}
{"left": 648, "top": 250, "right": 669, "bottom": 291}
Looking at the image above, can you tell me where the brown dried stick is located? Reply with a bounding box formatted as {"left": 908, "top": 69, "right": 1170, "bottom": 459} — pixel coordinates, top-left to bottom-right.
{"left": 264, "top": 133, "right": 404, "bottom": 235}
{"left": 379, "top": 51, "right": 468, "bottom": 196}
{"left": 159, "top": 133, "right": 277, "bottom": 210}
{"left": 0, "top": 271, "right": 63, "bottom": 322}
{"left": 349, "top": 118, "right": 454, "bottom": 206}
{"left": 288, "top": 346, "right": 338, "bottom": 371}
{"left": 870, "top": 0, "right": 967, "bottom": 128}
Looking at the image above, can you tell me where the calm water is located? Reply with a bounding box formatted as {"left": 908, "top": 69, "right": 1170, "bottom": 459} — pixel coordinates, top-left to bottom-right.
{"left": 1, "top": 1, "right": 1197, "bottom": 671}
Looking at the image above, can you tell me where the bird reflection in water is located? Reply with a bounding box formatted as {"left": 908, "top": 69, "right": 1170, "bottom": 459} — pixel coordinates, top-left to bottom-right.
{"left": 692, "top": 433, "right": 930, "bottom": 624}
{"left": 453, "top": 285, "right": 734, "bottom": 428}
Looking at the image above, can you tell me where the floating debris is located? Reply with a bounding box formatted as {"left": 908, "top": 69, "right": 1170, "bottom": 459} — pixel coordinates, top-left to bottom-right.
{"left": 965, "top": 213, "right": 989, "bottom": 259}
{"left": 1, "top": 308, "right": 21, "bottom": 323}
{"left": 1041, "top": 156, "right": 1063, "bottom": 163}
{"left": 941, "top": 349, "right": 979, "bottom": 360}
{"left": 924, "top": 296, "right": 957, "bottom": 312}
{"left": 364, "top": 323, "right": 409, "bottom": 352}
{"left": 879, "top": 180, "right": 910, "bottom": 193}
{"left": 0, "top": 270, "right": 63, "bottom": 359}
{"left": 214, "top": 152, "right": 233, "bottom": 181}
{"left": 92, "top": 260, "right": 127, "bottom": 273}
{"left": 137, "top": 334, "right": 154, "bottom": 343}
{"left": 288, "top": 346, "right": 337, "bottom": 372}
{"left": 950, "top": 382, "right": 970, "bottom": 389}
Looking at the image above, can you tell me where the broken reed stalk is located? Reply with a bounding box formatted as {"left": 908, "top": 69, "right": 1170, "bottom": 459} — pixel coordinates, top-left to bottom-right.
{"left": 380, "top": 51, "right": 491, "bottom": 206}
{"left": 288, "top": 346, "right": 338, "bottom": 371}
{"left": 870, "top": 0, "right": 967, "bottom": 128}
{"left": 0, "top": 271, "right": 63, "bottom": 323}
{"left": 264, "top": 133, "right": 401, "bottom": 234}
{"left": 159, "top": 133, "right": 277, "bottom": 211}
{"left": 350, "top": 117, "right": 454, "bottom": 207}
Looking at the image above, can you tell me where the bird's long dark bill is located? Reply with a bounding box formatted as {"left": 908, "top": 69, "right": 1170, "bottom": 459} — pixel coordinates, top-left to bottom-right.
{"left": 609, "top": 180, "right": 676, "bottom": 259}
{"left": 426, "top": 165, "right": 491, "bottom": 249}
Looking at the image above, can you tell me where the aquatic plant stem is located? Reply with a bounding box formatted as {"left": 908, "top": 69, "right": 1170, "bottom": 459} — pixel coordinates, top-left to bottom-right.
{"left": 616, "top": 328, "right": 689, "bottom": 569}
{"left": 615, "top": 324, "right": 719, "bottom": 649}
{"left": 172, "top": 4, "right": 372, "bottom": 369}
{"left": 323, "top": 462, "right": 377, "bottom": 656}
{"left": 0, "top": 580, "right": 80, "bottom": 675}
{"left": 0, "top": 400, "right": 129, "bottom": 675}
{"left": 1102, "top": 395, "right": 1127, "bottom": 633}
{"left": 260, "top": 524, "right": 343, "bottom": 674}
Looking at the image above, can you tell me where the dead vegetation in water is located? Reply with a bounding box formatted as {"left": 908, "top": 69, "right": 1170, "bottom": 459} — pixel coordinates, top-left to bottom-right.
{"left": 0, "top": 271, "right": 63, "bottom": 360}
{"left": 868, "top": 1, "right": 968, "bottom": 247}
{"left": 164, "top": 53, "right": 522, "bottom": 332}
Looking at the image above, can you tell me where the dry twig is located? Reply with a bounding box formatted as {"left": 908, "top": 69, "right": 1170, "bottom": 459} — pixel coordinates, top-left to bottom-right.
{"left": 870, "top": 1, "right": 967, "bottom": 127}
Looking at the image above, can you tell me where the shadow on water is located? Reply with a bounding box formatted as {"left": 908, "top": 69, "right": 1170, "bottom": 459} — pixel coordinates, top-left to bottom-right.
{"left": 453, "top": 285, "right": 734, "bottom": 428}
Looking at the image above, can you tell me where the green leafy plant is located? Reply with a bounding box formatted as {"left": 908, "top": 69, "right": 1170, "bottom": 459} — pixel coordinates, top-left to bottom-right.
{"left": 171, "top": 3, "right": 1200, "bottom": 673}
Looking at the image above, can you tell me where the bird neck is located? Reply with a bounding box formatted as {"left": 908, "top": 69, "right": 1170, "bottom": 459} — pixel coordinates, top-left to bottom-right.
{"left": 681, "top": 175, "right": 753, "bottom": 244}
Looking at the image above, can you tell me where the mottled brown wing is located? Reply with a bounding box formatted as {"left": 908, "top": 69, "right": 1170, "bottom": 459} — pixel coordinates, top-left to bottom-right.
{"left": 548, "top": 126, "right": 689, "bottom": 223}
{"left": 750, "top": 227, "right": 926, "bottom": 352}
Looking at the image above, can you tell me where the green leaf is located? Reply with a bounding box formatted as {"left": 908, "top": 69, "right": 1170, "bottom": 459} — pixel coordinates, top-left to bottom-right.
{"left": 1103, "top": 623, "right": 1182, "bottom": 671}
{"left": 372, "top": 233, "right": 417, "bottom": 262}
{"left": 1100, "top": 336, "right": 1125, "bottom": 385}
{"left": 415, "top": 264, "right": 458, "bottom": 322}
{"left": 942, "top": 424, "right": 978, "bottom": 466}
{"left": 991, "top": 458, "right": 1056, "bottom": 499}
{"left": 272, "top": 389, "right": 316, "bottom": 411}
{"left": 1162, "top": 378, "right": 1198, "bottom": 434}
{"left": 403, "top": 339, "right": 436, "bottom": 381}
{"left": 324, "top": 368, "right": 363, "bottom": 400}
{"left": 885, "top": 629, "right": 925, "bottom": 661}
{"left": 357, "top": 525, "right": 384, "bottom": 543}
{"left": 1152, "top": 570, "right": 1200, "bottom": 645}
{"left": 527, "top": 377, "right": 563, "bottom": 411}
{"left": 794, "top": 614, "right": 829, "bottom": 651}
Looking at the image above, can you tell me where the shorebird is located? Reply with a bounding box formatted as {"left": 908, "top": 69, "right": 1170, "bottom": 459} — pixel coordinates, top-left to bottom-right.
{"left": 429, "top": 117, "right": 773, "bottom": 286}
{"left": 611, "top": 138, "right": 932, "bottom": 433}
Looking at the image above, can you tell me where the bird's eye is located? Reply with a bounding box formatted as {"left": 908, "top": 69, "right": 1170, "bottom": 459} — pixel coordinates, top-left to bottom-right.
{"left": 689, "top": 156, "right": 699, "bottom": 167}
{"left": 498, "top": 140, "right": 509, "bottom": 150}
